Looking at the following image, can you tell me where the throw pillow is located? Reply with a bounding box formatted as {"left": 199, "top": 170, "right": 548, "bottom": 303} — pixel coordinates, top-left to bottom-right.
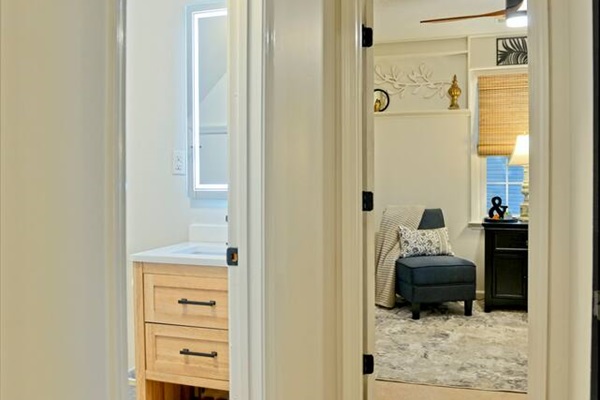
{"left": 398, "top": 225, "right": 454, "bottom": 258}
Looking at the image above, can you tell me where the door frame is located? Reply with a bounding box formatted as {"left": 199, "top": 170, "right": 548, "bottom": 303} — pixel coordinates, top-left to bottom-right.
{"left": 336, "top": 0, "right": 552, "bottom": 398}
{"left": 339, "top": 1, "right": 366, "bottom": 399}
{"left": 227, "top": 0, "right": 266, "bottom": 398}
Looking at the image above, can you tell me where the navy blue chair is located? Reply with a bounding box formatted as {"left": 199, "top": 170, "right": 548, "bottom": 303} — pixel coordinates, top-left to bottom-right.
{"left": 395, "top": 209, "right": 476, "bottom": 320}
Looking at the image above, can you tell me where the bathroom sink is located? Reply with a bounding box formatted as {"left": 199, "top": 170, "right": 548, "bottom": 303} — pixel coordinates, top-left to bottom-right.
{"left": 169, "top": 243, "right": 226, "bottom": 256}
{"left": 131, "top": 242, "right": 228, "bottom": 267}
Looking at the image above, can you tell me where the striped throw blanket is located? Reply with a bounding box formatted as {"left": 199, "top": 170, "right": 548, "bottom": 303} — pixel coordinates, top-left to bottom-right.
{"left": 375, "top": 205, "right": 425, "bottom": 308}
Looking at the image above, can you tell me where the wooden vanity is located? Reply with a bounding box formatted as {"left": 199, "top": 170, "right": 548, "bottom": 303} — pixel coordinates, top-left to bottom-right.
{"left": 134, "top": 261, "right": 229, "bottom": 400}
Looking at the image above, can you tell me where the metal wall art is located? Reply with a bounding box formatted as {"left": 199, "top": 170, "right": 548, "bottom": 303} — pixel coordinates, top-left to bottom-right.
{"left": 496, "top": 36, "right": 528, "bottom": 66}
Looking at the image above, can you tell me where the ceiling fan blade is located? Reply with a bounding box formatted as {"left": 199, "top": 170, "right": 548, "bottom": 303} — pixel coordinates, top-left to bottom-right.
{"left": 420, "top": 0, "right": 524, "bottom": 24}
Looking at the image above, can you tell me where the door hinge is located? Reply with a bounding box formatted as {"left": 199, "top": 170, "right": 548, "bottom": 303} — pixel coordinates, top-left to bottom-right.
{"left": 363, "top": 354, "right": 375, "bottom": 375}
{"left": 594, "top": 290, "right": 599, "bottom": 321}
{"left": 362, "top": 24, "right": 373, "bottom": 48}
{"left": 362, "top": 191, "right": 374, "bottom": 212}
{"left": 226, "top": 247, "right": 238, "bottom": 266}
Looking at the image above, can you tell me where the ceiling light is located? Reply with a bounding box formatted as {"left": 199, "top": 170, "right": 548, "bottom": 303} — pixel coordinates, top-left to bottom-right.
{"left": 506, "top": 10, "right": 528, "bottom": 27}
{"left": 506, "top": 0, "right": 528, "bottom": 27}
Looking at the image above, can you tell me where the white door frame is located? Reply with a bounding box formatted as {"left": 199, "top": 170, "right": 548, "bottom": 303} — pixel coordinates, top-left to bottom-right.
{"left": 336, "top": 1, "right": 553, "bottom": 399}
{"left": 339, "top": 1, "right": 366, "bottom": 399}
{"left": 108, "top": 0, "right": 265, "bottom": 398}
{"left": 526, "top": 0, "right": 550, "bottom": 397}
{"left": 108, "top": 0, "right": 129, "bottom": 398}
{"left": 228, "top": 0, "right": 266, "bottom": 398}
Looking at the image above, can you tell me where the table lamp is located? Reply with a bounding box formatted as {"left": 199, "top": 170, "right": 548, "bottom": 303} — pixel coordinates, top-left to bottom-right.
{"left": 509, "top": 133, "right": 529, "bottom": 221}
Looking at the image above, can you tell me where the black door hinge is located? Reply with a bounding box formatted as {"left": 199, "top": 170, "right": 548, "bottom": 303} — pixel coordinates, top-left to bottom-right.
{"left": 363, "top": 354, "right": 374, "bottom": 375}
{"left": 362, "top": 191, "right": 374, "bottom": 212}
{"left": 594, "top": 290, "right": 599, "bottom": 321}
{"left": 362, "top": 24, "right": 373, "bottom": 48}
{"left": 226, "top": 247, "right": 238, "bottom": 266}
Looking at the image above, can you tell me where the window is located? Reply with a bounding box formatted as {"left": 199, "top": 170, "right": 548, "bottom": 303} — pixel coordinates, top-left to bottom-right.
{"left": 486, "top": 156, "right": 524, "bottom": 217}
{"left": 473, "top": 72, "right": 529, "bottom": 219}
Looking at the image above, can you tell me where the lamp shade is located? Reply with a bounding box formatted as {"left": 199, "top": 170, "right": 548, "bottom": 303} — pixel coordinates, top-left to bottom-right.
{"left": 509, "top": 134, "right": 529, "bottom": 165}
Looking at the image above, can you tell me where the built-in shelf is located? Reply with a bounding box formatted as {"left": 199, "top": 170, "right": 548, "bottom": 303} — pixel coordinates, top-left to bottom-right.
{"left": 374, "top": 109, "right": 471, "bottom": 117}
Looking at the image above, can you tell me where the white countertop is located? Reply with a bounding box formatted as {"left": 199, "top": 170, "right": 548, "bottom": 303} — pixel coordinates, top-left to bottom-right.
{"left": 130, "top": 242, "right": 228, "bottom": 267}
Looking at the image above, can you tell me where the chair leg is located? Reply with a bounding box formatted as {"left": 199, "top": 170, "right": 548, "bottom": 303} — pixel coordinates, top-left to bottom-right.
{"left": 411, "top": 302, "right": 421, "bottom": 320}
{"left": 464, "top": 300, "right": 473, "bottom": 316}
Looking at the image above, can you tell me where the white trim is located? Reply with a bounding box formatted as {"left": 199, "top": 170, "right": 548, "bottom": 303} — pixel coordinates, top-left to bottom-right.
{"left": 374, "top": 50, "right": 468, "bottom": 59}
{"left": 340, "top": 2, "right": 364, "bottom": 400}
{"left": 374, "top": 110, "right": 470, "bottom": 118}
{"left": 247, "top": 0, "right": 266, "bottom": 397}
{"left": 227, "top": 0, "right": 264, "bottom": 397}
{"left": 109, "top": 0, "right": 128, "bottom": 398}
{"left": 527, "top": 0, "right": 550, "bottom": 397}
{"left": 374, "top": 30, "right": 528, "bottom": 46}
{"left": 469, "top": 65, "right": 529, "bottom": 73}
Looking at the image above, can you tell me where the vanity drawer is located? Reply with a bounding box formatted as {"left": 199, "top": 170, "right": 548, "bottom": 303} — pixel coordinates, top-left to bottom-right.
{"left": 145, "top": 323, "right": 229, "bottom": 384}
{"left": 144, "top": 273, "right": 228, "bottom": 329}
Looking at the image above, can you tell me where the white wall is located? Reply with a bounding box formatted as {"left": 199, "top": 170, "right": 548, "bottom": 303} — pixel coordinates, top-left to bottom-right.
{"left": 540, "top": 0, "right": 594, "bottom": 397}
{"left": 0, "top": 0, "right": 121, "bottom": 398}
{"left": 374, "top": 113, "right": 486, "bottom": 290}
{"left": 126, "top": 0, "right": 227, "bottom": 368}
{"left": 126, "top": 0, "right": 227, "bottom": 254}
{"left": 264, "top": 0, "right": 339, "bottom": 398}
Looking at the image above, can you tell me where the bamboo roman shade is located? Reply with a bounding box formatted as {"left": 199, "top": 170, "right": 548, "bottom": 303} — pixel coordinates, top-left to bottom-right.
{"left": 478, "top": 73, "right": 529, "bottom": 156}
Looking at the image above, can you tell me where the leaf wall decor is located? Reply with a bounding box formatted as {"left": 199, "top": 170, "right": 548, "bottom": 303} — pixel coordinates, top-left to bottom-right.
{"left": 497, "top": 36, "right": 528, "bottom": 66}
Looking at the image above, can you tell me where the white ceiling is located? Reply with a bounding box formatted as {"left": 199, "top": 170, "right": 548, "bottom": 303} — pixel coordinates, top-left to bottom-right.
{"left": 374, "top": 0, "right": 521, "bottom": 42}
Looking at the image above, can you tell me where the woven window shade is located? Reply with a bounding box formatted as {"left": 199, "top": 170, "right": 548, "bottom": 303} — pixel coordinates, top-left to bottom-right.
{"left": 478, "top": 73, "right": 529, "bottom": 156}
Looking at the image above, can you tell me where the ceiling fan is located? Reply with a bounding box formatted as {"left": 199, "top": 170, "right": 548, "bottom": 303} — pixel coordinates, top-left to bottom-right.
{"left": 420, "top": 0, "right": 526, "bottom": 24}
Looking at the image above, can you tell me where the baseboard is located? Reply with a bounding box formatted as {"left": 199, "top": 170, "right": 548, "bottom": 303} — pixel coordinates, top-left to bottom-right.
{"left": 476, "top": 290, "right": 485, "bottom": 300}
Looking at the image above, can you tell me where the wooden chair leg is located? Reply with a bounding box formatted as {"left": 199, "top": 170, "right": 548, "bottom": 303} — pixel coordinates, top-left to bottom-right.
{"left": 411, "top": 302, "right": 421, "bottom": 320}
{"left": 464, "top": 300, "right": 473, "bottom": 316}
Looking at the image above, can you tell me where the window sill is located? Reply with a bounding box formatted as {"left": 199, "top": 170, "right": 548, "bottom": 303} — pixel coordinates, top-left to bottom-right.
{"left": 468, "top": 220, "right": 484, "bottom": 229}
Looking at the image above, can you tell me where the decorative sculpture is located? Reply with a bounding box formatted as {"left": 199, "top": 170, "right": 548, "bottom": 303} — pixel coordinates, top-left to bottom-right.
{"left": 488, "top": 196, "right": 509, "bottom": 220}
{"left": 448, "top": 74, "right": 462, "bottom": 110}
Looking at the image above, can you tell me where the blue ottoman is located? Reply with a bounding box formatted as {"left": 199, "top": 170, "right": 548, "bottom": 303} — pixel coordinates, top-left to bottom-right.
{"left": 395, "top": 255, "right": 476, "bottom": 320}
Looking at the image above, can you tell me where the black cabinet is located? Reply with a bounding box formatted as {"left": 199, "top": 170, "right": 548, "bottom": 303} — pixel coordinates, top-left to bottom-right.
{"left": 483, "top": 221, "right": 528, "bottom": 312}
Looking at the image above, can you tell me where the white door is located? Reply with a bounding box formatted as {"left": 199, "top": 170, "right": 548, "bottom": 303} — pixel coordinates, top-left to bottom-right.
{"left": 362, "top": 0, "right": 375, "bottom": 398}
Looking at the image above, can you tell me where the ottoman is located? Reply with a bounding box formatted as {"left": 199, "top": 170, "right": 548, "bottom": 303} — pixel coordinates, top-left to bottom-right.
{"left": 395, "top": 255, "right": 476, "bottom": 320}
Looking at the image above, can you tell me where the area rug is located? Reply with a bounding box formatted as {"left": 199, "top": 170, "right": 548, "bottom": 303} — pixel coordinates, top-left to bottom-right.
{"left": 375, "top": 300, "right": 528, "bottom": 393}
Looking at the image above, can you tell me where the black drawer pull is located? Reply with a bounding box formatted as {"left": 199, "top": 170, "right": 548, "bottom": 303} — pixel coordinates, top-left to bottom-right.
{"left": 178, "top": 298, "right": 216, "bottom": 306}
{"left": 179, "top": 349, "right": 218, "bottom": 358}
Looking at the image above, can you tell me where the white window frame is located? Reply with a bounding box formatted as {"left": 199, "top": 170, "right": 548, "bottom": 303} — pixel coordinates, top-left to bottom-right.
{"left": 468, "top": 65, "right": 529, "bottom": 224}
{"left": 485, "top": 155, "right": 525, "bottom": 217}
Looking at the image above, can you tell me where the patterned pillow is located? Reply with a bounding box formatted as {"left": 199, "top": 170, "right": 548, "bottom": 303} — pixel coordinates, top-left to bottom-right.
{"left": 398, "top": 225, "right": 454, "bottom": 258}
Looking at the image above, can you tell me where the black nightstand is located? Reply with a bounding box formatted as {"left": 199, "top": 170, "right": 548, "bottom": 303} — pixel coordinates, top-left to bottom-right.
{"left": 482, "top": 221, "right": 529, "bottom": 312}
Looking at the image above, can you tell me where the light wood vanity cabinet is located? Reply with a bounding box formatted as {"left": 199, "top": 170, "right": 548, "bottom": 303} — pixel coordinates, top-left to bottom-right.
{"left": 134, "top": 262, "right": 229, "bottom": 400}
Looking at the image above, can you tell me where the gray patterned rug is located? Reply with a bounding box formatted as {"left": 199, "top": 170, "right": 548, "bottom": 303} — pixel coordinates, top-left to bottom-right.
{"left": 375, "top": 300, "right": 528, "bottom": 393}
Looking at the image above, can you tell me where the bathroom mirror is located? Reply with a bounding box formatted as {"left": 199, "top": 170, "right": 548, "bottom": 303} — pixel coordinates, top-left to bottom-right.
{"left": 187, "top": 2, "right": 228, "bottom": 197}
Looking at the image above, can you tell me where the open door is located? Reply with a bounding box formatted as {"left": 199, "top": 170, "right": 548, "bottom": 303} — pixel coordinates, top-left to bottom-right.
{"left": 592, "top": 0, "right": 599, "bottom": 397}
{"left": 362, "top": 0, "right": 375, "bottom": 399}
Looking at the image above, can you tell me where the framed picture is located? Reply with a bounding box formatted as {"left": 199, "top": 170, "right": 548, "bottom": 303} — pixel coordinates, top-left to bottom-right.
{"left": 496, "top": 36, "right": 528, "bottom": 66}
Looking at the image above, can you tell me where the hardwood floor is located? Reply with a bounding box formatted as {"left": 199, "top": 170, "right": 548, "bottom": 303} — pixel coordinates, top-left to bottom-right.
{"left": 375, "top": 380, "right": 527, "bottom": 400}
